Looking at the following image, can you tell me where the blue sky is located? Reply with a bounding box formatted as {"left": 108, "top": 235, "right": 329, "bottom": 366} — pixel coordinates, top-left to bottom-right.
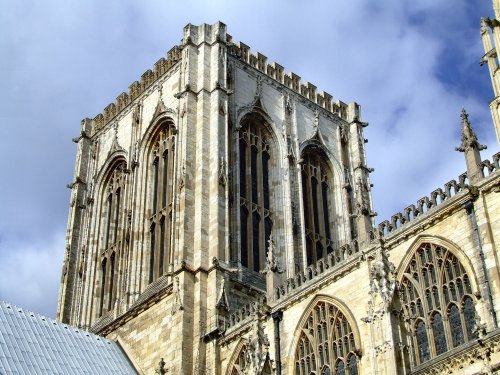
{"left": 0, "top": 0, "right": 496, "bottom": 318}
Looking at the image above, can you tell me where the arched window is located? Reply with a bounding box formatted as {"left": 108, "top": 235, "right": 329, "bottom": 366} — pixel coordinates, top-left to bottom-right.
{"left": 98, "top": 161, "right": 126, "bottom": 317}
{"left": 400, "top": 242, "right": 477, "bottom": 366}
{"left": 301, "top": 147, "right": 334, "bottom": 265}
{"left": 148, "top": 122, "right": 175, "bottom": 284}
{"left": 294, "top": 301, "right": 359, "bottom": 375}
{"left": 239, "top": 118, "right": 273, "bottom": 272}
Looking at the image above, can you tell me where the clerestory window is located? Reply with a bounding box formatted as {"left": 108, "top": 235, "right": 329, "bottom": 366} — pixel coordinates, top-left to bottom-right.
{"left": 399, "top": 243, "right": 477, "bottom": 367}
{"left": 238, "top": 118, "right": 273, "bottom": 272}
{"left": 148, "top": 122, "right": 175, "bottom": 284}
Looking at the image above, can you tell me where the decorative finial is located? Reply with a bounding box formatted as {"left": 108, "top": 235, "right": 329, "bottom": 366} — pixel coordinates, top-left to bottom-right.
{"left": 456, "top": 108, "right": 487, "bottom": 153}
{"left": 260, "top": 236, "right": 284, "bottom": 274}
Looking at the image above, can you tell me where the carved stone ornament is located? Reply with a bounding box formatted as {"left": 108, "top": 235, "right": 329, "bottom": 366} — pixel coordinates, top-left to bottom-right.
{"left": 108, "top": 124, "right": 124, "bottom": 158}
{"left": 355, "top": 177, "right": 375, "bottom": 217}
{"left": 218, "top": 157, "right": 228, "bottom": 187}
{"left": 285, "top": 93, "right": 293, "bottom": 114}
{"left": 178, "top": 163, "right": 186, "bottom": 192}
{"left": 132, "top": 103, "right": 141, "bottom": 126}
{"left": 216, "top": 276, "right": 230, "bottom": 311}
{"left": 260, "top": 238, "right": 284, "bottom": 274}
{"left": 369, "top": 249, "right": 396, "bottom": 306}
{"left": 243, "top": 311, "right": 270, "bottom": 375}
{"left": 172, "top": 276, "right": 184, "bottom": 315}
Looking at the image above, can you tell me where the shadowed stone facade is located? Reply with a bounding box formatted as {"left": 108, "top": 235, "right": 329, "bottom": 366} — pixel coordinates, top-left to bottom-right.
{"left": 59, "top": 4, "right": 500, "bottom": 374}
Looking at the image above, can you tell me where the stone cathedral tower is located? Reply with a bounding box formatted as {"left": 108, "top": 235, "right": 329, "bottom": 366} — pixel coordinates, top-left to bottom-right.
{"left": 59, "top": 5, "right": 500, "bottom": 374}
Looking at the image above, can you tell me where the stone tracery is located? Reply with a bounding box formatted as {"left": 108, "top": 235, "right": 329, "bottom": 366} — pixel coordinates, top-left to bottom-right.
{"left": 294, "top": 300, "right": 359, "bottom": 375}
{"left": 398, "top": 242, "right": 477, "bottom": 367}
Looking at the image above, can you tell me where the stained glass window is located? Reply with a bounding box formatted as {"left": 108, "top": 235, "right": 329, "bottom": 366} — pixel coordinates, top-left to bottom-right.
{"left": 400, "top": 243, "right": 477, "bottom": 366}
{"left": 294, "top": 301, "right": 358, "bottom": 374}
{"left": 431, "top": 313, "right": 447, "bottom": 355}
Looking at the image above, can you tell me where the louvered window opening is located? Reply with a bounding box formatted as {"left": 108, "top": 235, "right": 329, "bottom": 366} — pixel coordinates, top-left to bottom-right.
{"left": 239, "top": 121, "right": 273, "bottom": 272}
{"left": 149, "top": 124, "right": 176, "bottom": 284}
{"left": 301, "top": 149, "right": 334, "bottom": 266}
{"left": 98, "top": 162, "right": 126, "bottom": 317}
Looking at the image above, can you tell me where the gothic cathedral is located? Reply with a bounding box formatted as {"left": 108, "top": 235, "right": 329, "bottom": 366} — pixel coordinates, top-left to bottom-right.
{"left": 58, "top": 3, "right": 500, "bottom": 374}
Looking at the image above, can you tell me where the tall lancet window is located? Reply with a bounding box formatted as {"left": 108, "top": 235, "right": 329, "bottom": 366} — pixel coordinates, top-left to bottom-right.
{"left": 98, "top": 160, "right": 126, "bottom": 317}
{"left": 239, "top": 117, "right": 273, "bottom": 272}
{"left": 399, "top": 243, "right": 477, "bottom": 367}
{"left": 148, "top": 122, "right": 176, "bottom": 284}
{"left": 301, "top": 147, "right": 334, "bottom": 266}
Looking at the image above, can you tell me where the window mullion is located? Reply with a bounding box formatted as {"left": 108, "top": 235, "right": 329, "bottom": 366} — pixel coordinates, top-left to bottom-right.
{"left": 257, "top": 143, "right": 265, "bottom": 270}
{"left": 246, "top": 141, "right": 252, "bottom": 270}
{"left": 306, "top": 172, "right": 316, "bottom": 263}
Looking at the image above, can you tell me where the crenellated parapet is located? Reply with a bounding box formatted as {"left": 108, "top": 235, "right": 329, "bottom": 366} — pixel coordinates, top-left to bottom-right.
{"left": 226, "top": 34, "right": 349, "bottom": 120}
{"left": 91, "top": 46, "right": 182, "bottom": 132}
{"left": 224, "top": 295, "right": 268, "bottom": 332}
{"left": 376, "top": 151, "right": 500, "bottom": 237}
{"left": 273, "top": 240, "right": 361, "bottom": 303}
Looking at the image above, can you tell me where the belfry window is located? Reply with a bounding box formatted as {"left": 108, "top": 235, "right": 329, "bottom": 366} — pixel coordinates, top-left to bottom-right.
{"left": 98, "top": 161, "right": 126, "bottom": 317}
{"left": 238, "top": 118, "right": 273, "bottom": 272}
{"left": 400, "top": 243, "right": 477, "bottom": 366}
{"left": 294, "top": 300, "right": 359, "bottom": 375}
{"left": 301, "top": 147, "right": 334, "bottom": 265}
{"left": 148, "top": 122, "right": 175, "bottom": 284}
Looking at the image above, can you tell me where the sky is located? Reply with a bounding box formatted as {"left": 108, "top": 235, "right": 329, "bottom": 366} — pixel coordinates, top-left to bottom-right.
{"left": 0, "top": 0, "right": 496, "bottom": 319}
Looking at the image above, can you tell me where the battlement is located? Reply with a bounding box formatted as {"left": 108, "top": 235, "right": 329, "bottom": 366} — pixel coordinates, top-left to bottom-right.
{"left": 273, "top": 240, "right": 361, "bottom": 304}
{"left": 225, "top": 34, "right": 350, "bottom": 120}
{"left": 376, "top": 151, "right": 500, "bottom": 237}
{"left": 91, "top": 46, "right": 182, "bottom": 132}
{"left": 87, "top": 22, "right": 354, "bottom": 134}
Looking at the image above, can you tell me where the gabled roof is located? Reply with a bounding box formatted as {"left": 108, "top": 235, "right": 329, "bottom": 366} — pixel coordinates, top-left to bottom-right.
{"left": 0, "top": 302, "right": 138, "bottom": 375}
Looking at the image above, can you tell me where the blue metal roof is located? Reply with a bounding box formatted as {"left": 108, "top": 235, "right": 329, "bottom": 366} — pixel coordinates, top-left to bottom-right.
{"left": 0, "top": 302, "right": 138, "bottom": 375}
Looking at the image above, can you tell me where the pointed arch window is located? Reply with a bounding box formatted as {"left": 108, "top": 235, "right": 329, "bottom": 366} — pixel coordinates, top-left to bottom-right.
{"left": 239, "top": 118, "right": 274, "bottom": 272}
{"left": 399, "top": 243, "right": 477, "bottom": 366}
{"left": 98, "top": 161, "right": 126, "bottom": 317}
{"left": 294, "top": 301, "right": 359, "bottom": 375}
{"left": 301, "top": 147, "right": 335, "bottom": 265}
{"left": 148, "top": 122, "right": 176, "bottom": 284}
{"left": 230, "top": 344, "right": 248, "bottom": 375}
